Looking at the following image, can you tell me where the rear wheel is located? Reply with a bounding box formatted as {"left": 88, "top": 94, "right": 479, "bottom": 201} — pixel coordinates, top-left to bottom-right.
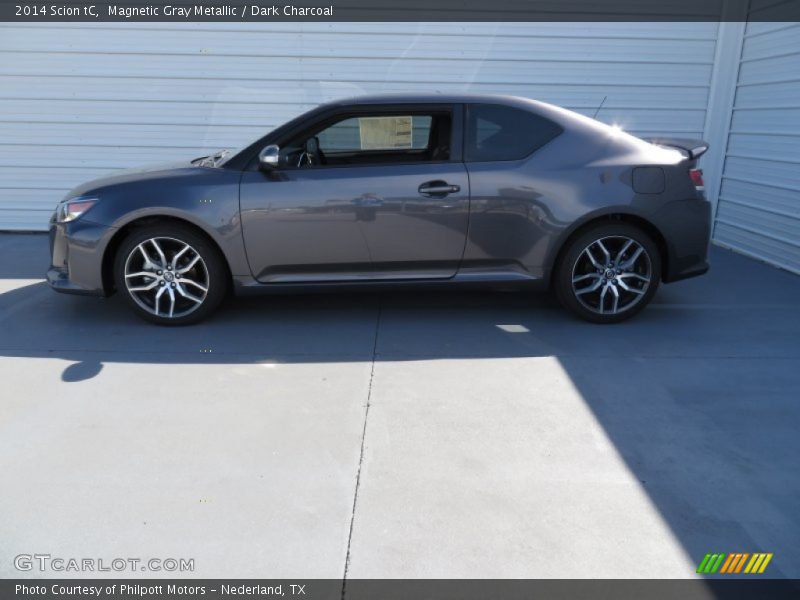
{"left": 113, "top": 224, "right": 227, "bottom": 325}
{"left": 555, "top": 223, "right": 661, "bottom": 323}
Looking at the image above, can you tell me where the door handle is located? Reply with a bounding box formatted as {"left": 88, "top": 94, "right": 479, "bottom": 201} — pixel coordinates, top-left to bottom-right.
{"left": 418, "top": 180, "right": 461, "bottom": 197}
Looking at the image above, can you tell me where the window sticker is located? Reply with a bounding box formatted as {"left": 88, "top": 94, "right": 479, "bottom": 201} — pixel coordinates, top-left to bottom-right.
{"left": 359, "top": 116, "right": 414, "bottom": 150}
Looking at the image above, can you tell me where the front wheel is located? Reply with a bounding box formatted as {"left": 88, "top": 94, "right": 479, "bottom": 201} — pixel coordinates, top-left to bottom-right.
{"left": 113, "top": 224, "right": 227, "bottom": 325}
{"left": 554, "top": 223, "right": 661, "bottom": 324}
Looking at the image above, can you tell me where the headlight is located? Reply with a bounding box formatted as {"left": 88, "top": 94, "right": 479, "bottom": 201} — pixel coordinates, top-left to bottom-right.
{"left": 56, "top": 197, "right": 98, "bottom": 223}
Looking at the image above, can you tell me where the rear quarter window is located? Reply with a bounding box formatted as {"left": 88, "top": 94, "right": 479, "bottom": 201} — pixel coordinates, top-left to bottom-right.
{"left": 465, "top": 103, "right": 563, "bottom": 162}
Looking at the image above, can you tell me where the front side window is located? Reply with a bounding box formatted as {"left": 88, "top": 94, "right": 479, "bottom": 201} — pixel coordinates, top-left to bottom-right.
{"left": 319, "top": 115, "right": 433, "bottom": 152}
{"left": 465, "top": 104, "right": 562, "bottom": 162}
{"left": 282, "top": 112, "right": 450, "bottom": 168}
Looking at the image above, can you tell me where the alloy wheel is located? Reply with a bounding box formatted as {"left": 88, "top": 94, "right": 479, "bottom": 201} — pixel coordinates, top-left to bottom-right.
{"left": 571, "top": 235, "right": 652, "bottom": 316}
{"left": 123, "top": 237, "right": 209, "bottom": 318}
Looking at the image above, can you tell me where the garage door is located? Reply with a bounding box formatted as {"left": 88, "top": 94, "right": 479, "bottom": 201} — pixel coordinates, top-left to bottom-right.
{"left": 0, "top": 22, "right": 718, "bottom": 231}
{"left": 714, "top": 21, "right": 800, "bottom": 274}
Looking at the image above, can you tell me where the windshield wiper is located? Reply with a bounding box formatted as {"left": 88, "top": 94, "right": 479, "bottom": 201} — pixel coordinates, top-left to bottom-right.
{"left": 194, "top": 149, "right": 232, "bottom": 167}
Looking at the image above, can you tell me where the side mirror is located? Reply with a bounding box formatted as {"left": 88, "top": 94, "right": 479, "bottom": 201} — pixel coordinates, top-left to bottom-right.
{"left": 258, "top": 144, "right": 280, "bottom": 169}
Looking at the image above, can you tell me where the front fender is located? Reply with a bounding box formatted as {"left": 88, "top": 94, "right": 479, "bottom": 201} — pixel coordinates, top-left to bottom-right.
{"left": 85, "top": 169, "right": 251, "bottom": 277}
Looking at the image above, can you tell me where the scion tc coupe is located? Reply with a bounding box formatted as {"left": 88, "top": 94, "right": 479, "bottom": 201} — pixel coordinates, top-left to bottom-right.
{"left": 48, "top": 94, "right": 711, "bottom": 325}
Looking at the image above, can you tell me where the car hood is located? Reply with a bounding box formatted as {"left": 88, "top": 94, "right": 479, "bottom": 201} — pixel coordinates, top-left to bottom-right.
{"left": 64, "top": 160, "right": 202, "bottom": 200}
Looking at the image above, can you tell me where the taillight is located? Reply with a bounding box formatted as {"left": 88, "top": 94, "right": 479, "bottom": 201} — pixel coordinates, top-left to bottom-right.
{"left": 689, "top": 168, "right": 705, "bottom": 191}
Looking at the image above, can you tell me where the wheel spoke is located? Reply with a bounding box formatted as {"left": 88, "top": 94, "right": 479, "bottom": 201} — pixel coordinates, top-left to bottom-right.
{"left": 171, "top": 244, "right": 191, "bottom": 270}
{"left": 598, "top": 283, "right": 609, "bottom": 314}
{"left": 178, "top": 277, "right": 208, "bottom": 292}
{"left": 618, "top": 272, "right": 650, "bottom": 283}
{"left": 153, "top": 285, "right": 167, "bottom": 315}
{"left": 583, "top": 247, "right": 603, "bottom": 270}
{"left": 137, "top": 244, "right": 158, "bottom": 269}
{"left": 596, "top": 240, "right": 612, "bottom": 266}
{"left": 167, "top": 286, "right": 176, "bottom": 318}
{"left": 575, "top": 278, "right": 603, "bottom": 295}
{"left": 149, "top": 238, "right": 168, "bottom": 267}
{"left": 617, "top": 279, "right": 645, "bottom": 295}
{"left": 177, "top": 254, "right": 201, "bottom": 274}
{"left": 609, "top": 284, "right": 620, "bottom": 314}
{"left": 614, "top": 239, "right": 634, "bottom": 267}
{"left": 127, "top": 280, "right": 159, "bottom": 293}
{"left": 618, "top": 246, "right": 644, "bottom": 271}
{"left": 175, "top": 283, "right": 203, "bottom": 304}
{"left": 125, "top": 271, "right": 155, "bottom": 279}
{"left": 572, "top": 272, "right": 601, "bottom": 284}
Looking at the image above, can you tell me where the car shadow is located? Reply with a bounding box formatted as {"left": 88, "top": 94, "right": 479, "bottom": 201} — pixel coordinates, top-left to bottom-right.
{"left": 0, "top": 275, "right": 760, "bottom": 373}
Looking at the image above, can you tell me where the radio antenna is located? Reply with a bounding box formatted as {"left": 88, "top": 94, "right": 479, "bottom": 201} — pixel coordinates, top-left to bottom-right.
{"left": 593, "top": 95, "right": 607, "bottom": 119}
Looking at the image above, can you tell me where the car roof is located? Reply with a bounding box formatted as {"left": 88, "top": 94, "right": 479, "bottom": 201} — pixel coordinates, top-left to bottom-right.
{"left": 330, "top": 92, "right": 535, "bottom": 107}
{"left": 321, "top": 93, "right": 583, "bottom": 131}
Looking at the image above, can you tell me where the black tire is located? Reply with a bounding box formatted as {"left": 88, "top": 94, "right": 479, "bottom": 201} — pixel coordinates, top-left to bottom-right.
{"left": 113, "top": 223, "right": 228, "bottom": 325}
{"left": 554, "top": 222, "right": 661, "bottom": 324}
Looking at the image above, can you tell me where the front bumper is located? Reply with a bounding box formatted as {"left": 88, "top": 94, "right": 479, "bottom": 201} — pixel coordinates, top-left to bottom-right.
{"left": 48, "top": 217, "right": 116, "bottom": 297}
{"left": 46, "top": 266, "right": 102, "bottom": 296}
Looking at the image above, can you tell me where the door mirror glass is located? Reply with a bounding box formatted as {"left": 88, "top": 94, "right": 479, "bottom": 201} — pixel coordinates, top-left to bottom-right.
{"left": 259, "top": 144, "right": 280, "bottom": 169}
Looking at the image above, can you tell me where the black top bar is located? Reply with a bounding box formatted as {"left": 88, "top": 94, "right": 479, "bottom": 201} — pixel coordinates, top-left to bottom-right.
{"left": 2, "top": 0, "right": 800, "bottom": 22}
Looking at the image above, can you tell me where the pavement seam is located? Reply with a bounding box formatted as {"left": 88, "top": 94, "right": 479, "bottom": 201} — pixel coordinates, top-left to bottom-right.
{"left": 341, "top": 297, "right": 382, "bottom": 597}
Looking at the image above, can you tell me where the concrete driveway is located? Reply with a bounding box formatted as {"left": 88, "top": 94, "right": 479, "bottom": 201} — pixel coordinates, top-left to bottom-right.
{"left": 0, "top": 233, "right": 798, "bottom": 579}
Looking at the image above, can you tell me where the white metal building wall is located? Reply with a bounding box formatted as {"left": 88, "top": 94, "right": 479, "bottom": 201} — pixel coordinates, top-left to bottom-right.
{"left": 0, "top": 22, "right": 719, "bottom": 231}
{"left": 714, "top": 21, "right": 800, "bottom": 274}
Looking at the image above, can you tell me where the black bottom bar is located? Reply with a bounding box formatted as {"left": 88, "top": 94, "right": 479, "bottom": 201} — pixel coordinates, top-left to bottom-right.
{"left": 4, "top": 579, "right": 800, "bottom": 600}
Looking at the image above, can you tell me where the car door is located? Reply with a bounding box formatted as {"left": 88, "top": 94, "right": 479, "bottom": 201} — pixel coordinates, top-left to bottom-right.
{"left": 239, "top": 104, "right": 469, "bottom": 282}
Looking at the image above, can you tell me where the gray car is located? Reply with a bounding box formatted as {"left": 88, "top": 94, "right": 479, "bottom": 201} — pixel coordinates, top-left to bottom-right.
{"left": 48, "top": 93, "right": 711, "bottom": 325}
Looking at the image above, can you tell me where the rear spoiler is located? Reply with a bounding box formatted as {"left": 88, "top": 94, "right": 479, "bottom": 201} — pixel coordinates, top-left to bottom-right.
{"left": 645, "top": 137, "right": 709, "bottom": 160}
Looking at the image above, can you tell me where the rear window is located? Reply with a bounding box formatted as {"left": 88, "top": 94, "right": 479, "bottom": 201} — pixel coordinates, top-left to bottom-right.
{"left": 465, "top": 104, "right": 562, "bottom": 162}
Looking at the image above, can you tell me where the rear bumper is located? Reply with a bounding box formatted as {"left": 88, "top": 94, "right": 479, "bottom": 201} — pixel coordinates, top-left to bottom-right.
{"left": 652, "top": 197, "right": 712, "bottom": 283}
{"left": 48, "top": 217, "right": 116, "bottom": 297}
{"left": 665, "top": 259, "right": 709, "bottom": 282}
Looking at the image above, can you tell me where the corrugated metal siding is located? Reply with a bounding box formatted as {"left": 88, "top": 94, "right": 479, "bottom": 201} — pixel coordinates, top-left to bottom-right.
{"left": 0, "top": 22, "right": 719, "bottom": 230}
{"left": 715, "top": 21, "right": 800, "bottom": 274}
